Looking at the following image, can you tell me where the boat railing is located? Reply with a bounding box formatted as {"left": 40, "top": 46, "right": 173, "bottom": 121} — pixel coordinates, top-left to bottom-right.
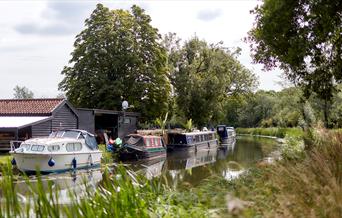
{"left": 10, "top": 140, "right": 23, "bottom": 151}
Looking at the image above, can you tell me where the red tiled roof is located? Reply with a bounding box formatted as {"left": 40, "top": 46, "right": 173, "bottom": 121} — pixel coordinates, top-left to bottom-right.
{"left": 0, "top": 98, "right": 64, "bottom": 116}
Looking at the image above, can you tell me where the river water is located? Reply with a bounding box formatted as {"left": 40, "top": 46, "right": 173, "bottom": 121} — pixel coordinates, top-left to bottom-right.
{"left": 13, "top": 136, "right": 279, "bottom": 198}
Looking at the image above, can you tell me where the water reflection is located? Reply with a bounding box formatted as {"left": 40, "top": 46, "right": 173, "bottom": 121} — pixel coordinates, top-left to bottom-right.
{"left": 15, "top": 168, "right": 103, "bottom": 204}
{"left": 12, "top": 136, "right": 279, "bottom": 197}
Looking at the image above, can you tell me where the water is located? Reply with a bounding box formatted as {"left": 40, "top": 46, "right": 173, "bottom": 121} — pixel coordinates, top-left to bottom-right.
{"left": 12, "top": 136, "right": 279, "bottom": 198}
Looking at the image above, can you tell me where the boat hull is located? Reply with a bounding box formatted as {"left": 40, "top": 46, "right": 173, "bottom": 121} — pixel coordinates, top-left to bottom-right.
{"left": 12, "top": 152, "right": 102, "bottom": 174}
{"left": 168, "top": 139, "right": 218, "bottom": 151}
{"left": 119, "top": 148, "right": 166, "bottom": 161}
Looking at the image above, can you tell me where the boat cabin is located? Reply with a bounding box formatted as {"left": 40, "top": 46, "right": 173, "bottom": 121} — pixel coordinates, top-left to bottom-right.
{"left": 124, "top": 134, "right": 164, "bottom": 148}
{"left": 167, "top": 131, "right": 217, "bottom": 149}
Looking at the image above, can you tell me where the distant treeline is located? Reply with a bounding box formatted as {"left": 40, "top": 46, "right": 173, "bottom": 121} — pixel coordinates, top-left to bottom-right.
{"left": 226, "top": 86, "right": 342, "bottom": 128}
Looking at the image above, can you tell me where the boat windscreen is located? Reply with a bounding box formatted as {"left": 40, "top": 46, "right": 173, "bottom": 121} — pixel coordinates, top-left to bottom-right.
{"left": 50, "top": 130, "right": 80, "bottom": 139}
{"left": 217, "top": 126, "right": 228, "bottom": 137}
{"left": 124, "top": 135, "right": 143, "bottom": 146}
{"left": 84, "top": 133, "right": 98, "bottom": 150}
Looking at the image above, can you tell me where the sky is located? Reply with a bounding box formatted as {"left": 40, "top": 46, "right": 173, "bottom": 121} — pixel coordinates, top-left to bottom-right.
{"left": 0, "top": 0, "right": 282, "bottom": 99}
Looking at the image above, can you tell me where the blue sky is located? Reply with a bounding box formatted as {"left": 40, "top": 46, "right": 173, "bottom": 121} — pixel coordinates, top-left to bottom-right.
{"left": 0, "top": 0, "right": 282, "bottom": 98}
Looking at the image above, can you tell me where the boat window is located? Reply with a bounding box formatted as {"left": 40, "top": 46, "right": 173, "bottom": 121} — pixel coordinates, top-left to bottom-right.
{"left": 195, "top": 135, "right": 200, "bottom": 142}
{"left": 66, "top": 143, "right": 82, "bottom": 152}
{"left": 154, "top": 138, "right": 159, "bottom": 146}
{"left": 20, "top": 143, "right": 31, "bottom": 151}
{"left": 145, "top": 138, "right": 151, "bottom": 147}
{"left": 217, "top": 126, "right": 225, "bottom": 132}
{"left": 63, "top": 131, "right": 80, "bottom": 139}
{"left": 31, "top": 145, "right": 45, "bottom": 152}
{"left": 48, "top": 145, "right": 60, "bottom": 152}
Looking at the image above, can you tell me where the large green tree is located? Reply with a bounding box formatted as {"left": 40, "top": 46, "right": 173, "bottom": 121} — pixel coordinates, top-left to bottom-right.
{"left": 59, "top": 4, "right": 170, "bottom": 121}
{"left": 167, "top": 36, "right": 258, "bottom": 127}
{"left": 247, "top": 0, "right": 342, "bottom": 126}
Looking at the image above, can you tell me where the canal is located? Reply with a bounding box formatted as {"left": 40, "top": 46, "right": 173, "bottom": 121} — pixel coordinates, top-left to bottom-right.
{"left": 13, "top": 136, "right": 280, "bottom": 199}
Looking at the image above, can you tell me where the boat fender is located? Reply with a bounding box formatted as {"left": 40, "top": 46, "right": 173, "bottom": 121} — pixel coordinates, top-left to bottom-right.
{"left": 88, "top": 154, "right": 93, "bottom": 166}
{"left": 48, "top": 158, "right": 55, "bottom": 167}
{"left": 11, "top": 158, "right": 16, "bottom": 166}
{"left": 72, "top": 158, "right": 77, "bottom": 169}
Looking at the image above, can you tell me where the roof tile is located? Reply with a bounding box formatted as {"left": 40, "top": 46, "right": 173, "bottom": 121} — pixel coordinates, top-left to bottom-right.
{"left": 0, "top": 98, "right": 64, "bottom": 116}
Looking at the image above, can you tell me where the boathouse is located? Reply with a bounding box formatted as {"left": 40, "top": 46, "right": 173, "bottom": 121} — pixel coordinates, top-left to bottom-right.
{"left": 0, "top": 98, "right": 139, "bottom": 151}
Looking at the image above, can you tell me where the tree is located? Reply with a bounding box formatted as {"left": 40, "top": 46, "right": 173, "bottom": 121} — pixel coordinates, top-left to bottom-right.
{"left": 59, "top": 4, "right": 170, "bottom": 121}
{"left": 247, "top": 0, "right": 342, "bottom": 126}
{"left": 168, "top": 37, "right": 258, "bottom": 127}
{"left": 13, "top": 85, "right": 34, "bottom": 99}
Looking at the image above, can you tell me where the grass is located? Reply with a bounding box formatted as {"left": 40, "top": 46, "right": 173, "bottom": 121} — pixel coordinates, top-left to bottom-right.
{"left": 226, "top": 128, "right": 342, "bottom": 217}
{"left": 0, "top": 154, "right": 11, "bottom": 167}
{"left": 236, "top": 127, "right": 303, "bottom": 138}
{"left": 0, "top": 162, "right": 210, "bottom": 217}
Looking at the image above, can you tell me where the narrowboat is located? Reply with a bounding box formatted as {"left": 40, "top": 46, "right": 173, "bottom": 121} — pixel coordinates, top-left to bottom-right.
{"left": 216, "top": 125, "right": 236, "bottom": 146}
{"left": 118, "top": 134, "right": 166, "bottom": 160}
{"left": 10, "top": 129, "right": 102, "bottom": 174}
{"left": 167, "top": 130, "right": 218, "bottom": 150}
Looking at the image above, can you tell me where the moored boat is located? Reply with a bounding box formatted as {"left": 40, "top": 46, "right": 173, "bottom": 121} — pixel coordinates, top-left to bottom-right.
{"left": 118, "top": 134, "right": 166, "bottom": 161}
{"left": 167, "top": 130, "right": 218, "bottom": 150}
{"left": 10, "top": 129, "right": 102, "bottom": 174}
{"left": 216, "top": 125, "right": 236, "bottom": 146}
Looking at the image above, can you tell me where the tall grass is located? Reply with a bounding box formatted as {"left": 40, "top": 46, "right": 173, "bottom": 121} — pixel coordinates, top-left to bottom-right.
{"left": 229, "top": 128, "right": 342, "bottom": 217}
{"left": 236, "top": 127, "right": 303, "bottom": 138}
{"left": 0, "top": 163, "right": 209, "bottom": 217}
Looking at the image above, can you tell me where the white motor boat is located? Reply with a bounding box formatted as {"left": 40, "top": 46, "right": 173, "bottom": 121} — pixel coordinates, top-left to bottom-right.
{"left": 10, "top": 129, "right": 102, "bottom": 174}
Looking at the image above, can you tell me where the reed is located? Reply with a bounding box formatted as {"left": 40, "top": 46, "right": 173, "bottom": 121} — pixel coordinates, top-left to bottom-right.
{"left": 229, "top": 129, "right": 342, "bottom": 217}
{"left": 0, "top": 163, "right": 209, "bottom": 217}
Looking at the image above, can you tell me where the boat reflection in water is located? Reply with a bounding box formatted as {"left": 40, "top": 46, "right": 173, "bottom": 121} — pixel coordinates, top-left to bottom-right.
{"left": 14, "top": 168, "right": 103, "bottom": 204}
{"left": 168, "top": 147, "right": 217, "bottom": 170}
{"left": 129, "top": 157, "right": 167, "bottom": 180}
{"left": 165, "top": 147, "right": 218, "bottom": 187}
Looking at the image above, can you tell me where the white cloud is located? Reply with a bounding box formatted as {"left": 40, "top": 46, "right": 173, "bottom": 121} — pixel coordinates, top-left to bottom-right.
{"left": 0, "top": 0, "right": 282, "bottom": 99}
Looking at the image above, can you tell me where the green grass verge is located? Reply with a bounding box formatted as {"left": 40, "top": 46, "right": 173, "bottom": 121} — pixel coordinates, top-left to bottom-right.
{"left": 236, "top": 127, "right": 303, "bottom": 138}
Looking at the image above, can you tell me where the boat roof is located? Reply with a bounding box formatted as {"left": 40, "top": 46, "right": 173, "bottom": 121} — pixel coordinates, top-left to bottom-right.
{"left": 169, "top": 131, "right": 216, "bottom": 136}
{"left": 126, "top": 134, "right": 162, "bottom": 139}
{"left": 24, "top": 137, "right": 81, "bottom": 145}
{"left": 52, "top": 129, "right": 95, "bottom": 137}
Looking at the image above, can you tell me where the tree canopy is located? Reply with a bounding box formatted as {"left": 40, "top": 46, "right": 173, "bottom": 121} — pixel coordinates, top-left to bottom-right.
{"left": 166, "top": 36, "right": 258, "bottom": 127}
{"left": 13, "top": 85, "right": 34, "bottom": 99}
{"left": 59, "top": 4, "right": 170, "bottom": 121}
{"left": 247, "top": 0, "right": 342, "bottom": 125}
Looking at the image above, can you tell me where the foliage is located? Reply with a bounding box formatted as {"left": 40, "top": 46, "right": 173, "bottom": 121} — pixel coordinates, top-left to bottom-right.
{"left": 13, "top": 85, "right": 34, "bottom": 99}
{"left": 236, "top": 127, "right": 303, "bottom": 138}
{"left": 165, "top": 36, "right": 258, "bottom": 127}
{"left": 183, "top": 119, "right": 193, "bottom": 132}
{"left": 247, "top": 0, "right": 342, "bottom": 126}
{"left": 229, "top": 130, "right": 342, "bottom": 217}
{"left": 0, "top": 163, "right": 209, "bottom": 217}
{"left": 281, "top": 135, "right": 305, "bottom": 161}
{"left": 59, "top": 4, "right": 171, "bottom": 121}
{"left": 154, "top": 112, "right": 168, "bottom": 134}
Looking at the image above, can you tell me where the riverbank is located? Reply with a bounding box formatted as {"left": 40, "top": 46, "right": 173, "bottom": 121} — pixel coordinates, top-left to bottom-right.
{"left": 224, "top": 127, "right": 342, "bottom": 217}
{"left": 236, "top": 127, "right": 303, "bottom": 138}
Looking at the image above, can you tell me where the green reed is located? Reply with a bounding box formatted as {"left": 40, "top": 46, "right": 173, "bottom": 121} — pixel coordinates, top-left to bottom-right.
{"left": 0, "top": 163, "right": 208, "bottom": 217}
